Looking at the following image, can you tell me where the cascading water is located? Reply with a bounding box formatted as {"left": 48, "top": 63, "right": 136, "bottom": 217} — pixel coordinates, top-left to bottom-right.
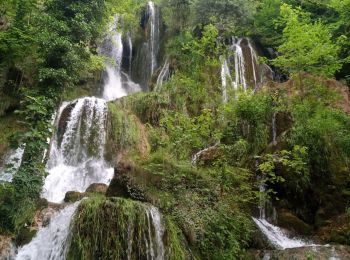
{"left": 16, "top": 202, "right": 81, "bottom": 260}
{"left": 132, "top": 1, "right": 161, "bottom": 87}
{"left": 101, "top": 16, "right": 126, "bottom": 101}
{"left": 220, "top": 56, "right": 232, "bottom": 102}
{"left": 226, "top": 37, "right": 274, "bottom": 92}
{"left": 147, "top": 1, "right": 159, "bottom": 75}
{"left": 254, "top": 181, "right": 311, "bottom": 250}
{"left": 15, "top": 6, "right": 165, "bottom": 259}
{"left": 42, "top": 97, "right": 113, "bottom": 203}
{"left": 127, "top": 32, "right": 133, "bottom": 75}
{"left": 231, "top": 38, "right": 247, "bottom": 91}
{"left": 155, "top": 59, "right": 170, "bottom": 91}
{"left": 0, "top": 146, "right": 24, "bottom": 182}
{"left": 142, "top": 205, "right": 165, "bottom": 260}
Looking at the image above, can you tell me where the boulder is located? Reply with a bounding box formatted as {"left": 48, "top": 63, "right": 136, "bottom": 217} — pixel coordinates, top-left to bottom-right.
{"left": 277, "top": 209, "right": 313, "bottom": 236}
{"left": 85, "top": 183, "right": 108, "bottom": 194}
{"left": 64, "top": 191, "right": 85, "bottom": 203}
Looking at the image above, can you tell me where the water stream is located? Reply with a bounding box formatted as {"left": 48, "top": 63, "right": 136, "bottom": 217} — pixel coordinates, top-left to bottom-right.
{"left": 155, "top": 59, "right": 170, "bottom": 91}
{"left": 16, "top": 202, "right": 80, "bottom": 260}
{"left": 14, "top": 4, "right": 166, "bottom": 259}
{"left": 42, "top": 97, "right": 114, "bottom": 203}
{"left": 0, "top": 146, "right": 24, "bottom": 182}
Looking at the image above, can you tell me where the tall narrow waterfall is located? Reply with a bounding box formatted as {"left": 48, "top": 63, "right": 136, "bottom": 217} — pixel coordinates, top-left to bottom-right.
{"left": 0, "top": 146, "right": 24, "bottom": 182}
{"left": 16, "top": 202, "right": 80, "bottom": 260}
{"left": 232, "top": 38, "right": 247, "bottom": 91}
{"left": 127, "top": 32, "right": 133, "bottom": 75}
{"left": 147, "top": 1, "right": 159, "bottom": 75}
{"left": 220, "top": 56, "right": 231, "bottom": 102}
{"left": 132, "top": 1, "right": 161, "bottom": 87}
{"left": 155, "top": 59, "right": 170, "bottom": 91}
{"left": 42, "top": 97, "right": 113, "bottom": 203}
{"left": 101, "top": 16, "right": 126, "bottom": 100}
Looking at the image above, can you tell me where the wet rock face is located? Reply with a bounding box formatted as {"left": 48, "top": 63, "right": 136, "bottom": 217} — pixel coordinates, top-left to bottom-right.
{"left": 64, "top": 191, "right": 85, "bottom": 203}
{"left": 277, "top": 209, "right": 313, "bottom": 236}
{"left": 57, "top": 101, "right": 77, "bottom": 147}
{"left": 85, "top": 183, "right": 108, "bottom": 194}
{"left": 106, "top": 160, "right": 147, "bottom": 202}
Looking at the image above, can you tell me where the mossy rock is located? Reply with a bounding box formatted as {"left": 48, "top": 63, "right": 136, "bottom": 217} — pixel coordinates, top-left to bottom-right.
{"left": 277, "top": 209, "right": 313, "bottom": 236}
{"left": 15, "top": 227, "right": 37, "bottom": 247}
{"left": 67, "top": 196, "right": 187, "bottom": 259}
{"left": 64, "top": 191, "right": 86, "bottom": 203}
{"left": 106, "top": 102, "right": 150, "bottom": 164}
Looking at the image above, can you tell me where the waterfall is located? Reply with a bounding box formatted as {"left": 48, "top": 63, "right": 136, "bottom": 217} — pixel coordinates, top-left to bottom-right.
{"left": 147, "top": 1, "right": 159, "bottom": 75}
{"left": 231, "top": 38, "right": 247, "bottom": 91}
{"left": 252, "top": 218, "right": 309, "bottom": 250}
{"left": 16, "top": 202, "right": 80, "bottom": 260}
{"left": 192, "top": 143, "right": 220, "bottom": 166}
{"left": 0, "top": 146, "right": 24, "bottom": 182}
{"left": 143, "top": 205, "right": 165, "bottom": 260}
{"left": 127, "top": 32, "right": 133, "bottom": 75}
{"left": 254, "top": 181, "right": 311, "bottom": 250}
{"left": 101, "top": 16, "right": 127, "bottom": 101}
{"left": 42, "top": 97, "right": 113, "bottom": 203}
{"left": 155, "top": 60, "right": 170, "bottom": 91}
{"left": 220, "top": 56, "right": 231, "bottom": 103}
{"left": 227, "top": 37, "right": 274, "bottom": 92}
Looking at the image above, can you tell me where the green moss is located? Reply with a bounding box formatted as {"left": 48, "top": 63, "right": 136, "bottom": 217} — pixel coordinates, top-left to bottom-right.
{"left": 117, "top": 92, "right": 171, "bottom": 126}
{"left": 0, "top": 114, "right": 23, "bottom": 158}
{"left": 68, "top": 196, "right": 187, "bottom": 259}
{"left": 106, "top": 102, "right": 149, "bottom": 162}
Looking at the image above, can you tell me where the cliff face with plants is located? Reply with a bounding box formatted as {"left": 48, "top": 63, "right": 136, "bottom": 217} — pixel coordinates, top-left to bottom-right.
{"left": 1, "top": 0, "right": 350, "bottom": 259}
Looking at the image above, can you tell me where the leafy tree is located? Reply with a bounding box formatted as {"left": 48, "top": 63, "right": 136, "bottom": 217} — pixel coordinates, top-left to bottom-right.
{"left": 192, "top": 0, "right": 258, "bottom": 35}
{"left": 272, "top": 4, "right": 341, "bottom": 77}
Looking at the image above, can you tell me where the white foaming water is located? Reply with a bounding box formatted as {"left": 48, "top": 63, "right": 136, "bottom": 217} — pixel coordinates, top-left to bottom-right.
{"left": 228, "top": 37, "right": 274, "bottom": 92}
{"left": 16, "top": 202, "right": 80, "bottom": 260}
{"left": 0, "top": 146, "right": 25, "bottom": 182}
{"left": 232, "top": 38, "right": 247, "bottom": 91}
{"left": 102, "top": 17, "right": 127, "bottom": 101}
{"left": 144, "top": 205, "right": 165, "bottom": 260}
{"left": 155, "top": 60, "right": 170, "bottom": 91}
{"left": 42, "top": 97, "right": 113, "bottom": 203}
{"left": 147, "top": 1, "right": 158, "bottom": 75}
{"left": 127, "top": 32, "right": 133, "bottom": 75}
{"left": 220, "top": 56, "right": 232, "bottom": 103}
{"left": 253, "top": 218, "right": 309, "bottom": 250}
{"left": 255, "top": 181, "right": 312, "bottom": 250}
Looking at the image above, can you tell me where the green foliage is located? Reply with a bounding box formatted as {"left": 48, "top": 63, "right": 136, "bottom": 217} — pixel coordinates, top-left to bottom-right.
{"left": 257, "top": 145, "right": 310, "bottom": 194}
{"left": 160, "top": 109, "right": 221, "bottom": 160}
{"left": 199, "top": 205, "right": 254, "bottom": 259}
{"left": 0, "top": 89, "right": 56, "bottom": 232}
{"left": 223, "top": 92, "right": 272, "bottom": 154}
{"left": 68, "top": 196, "right": 186, "bottom": 259}
{"left": 192, "top": 0, "right": 257, "bottom": 35}
{"left": 272, "top": 4, "right": 341, "bottom": 77}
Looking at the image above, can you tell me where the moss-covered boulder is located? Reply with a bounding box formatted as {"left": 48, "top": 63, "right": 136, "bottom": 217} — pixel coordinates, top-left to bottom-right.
{"left": 64, "top": 191, "right": 85, "bottom": 203}
{"left": 106, "top": 102, "right": 150, "bottom": 164}
{"left": 277, "top": 209, "right": 313, "bottom": 236}
{"left": 67, "top": 196, "right": 187, "bottom": 259}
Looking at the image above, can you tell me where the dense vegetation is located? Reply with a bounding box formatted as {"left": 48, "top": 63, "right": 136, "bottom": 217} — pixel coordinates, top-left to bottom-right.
{"left": 1, "top": 0, "right": 350, "bottom": 258}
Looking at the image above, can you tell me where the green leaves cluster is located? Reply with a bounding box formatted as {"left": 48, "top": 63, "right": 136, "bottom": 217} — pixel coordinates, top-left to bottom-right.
{"left": 272, "top": 4, "right": 341, "bottom": 77}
